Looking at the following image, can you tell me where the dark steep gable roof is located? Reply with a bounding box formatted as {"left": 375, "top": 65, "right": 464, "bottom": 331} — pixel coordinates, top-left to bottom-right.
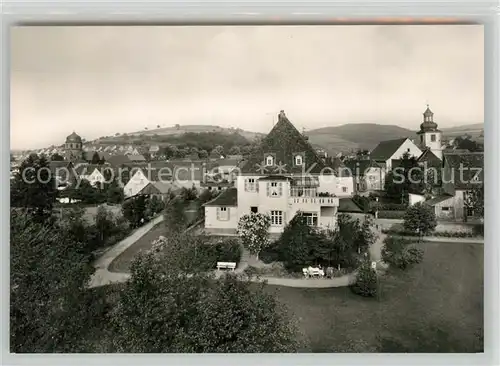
{"left": 370, "top": 138, "right": 408, "bottom": 161}
{"left": 203, "top": 187, "right": 238, "bottom": 207}
{"left": 338, "top": 198, "right": 364, "bottom": 213}
{"left": 417, "top": 148, "right": 442, "bottom": 168}
{"left": 240, "top": 111, "right": 328, "bottom": 174}
{"left": 442, "top": 152, "right": 484, "bottom": 190}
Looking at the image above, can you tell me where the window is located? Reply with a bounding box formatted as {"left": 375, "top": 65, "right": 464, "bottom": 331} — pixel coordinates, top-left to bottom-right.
{"left": 266, "top": 156, "right": 274, "bottom": 166}
{"left": 295, "top": 155, "right": 303, "bottom": 166}
{"left": 270, "top": 210, "right": 283, "bottom": 226}
{"left": 302, "top": 212, "right": 318, "bottom": 226}
{"left": 342, "top": 187, "right": 348, "bottom": 193}
{"left": 407, "top": 148, "right": 410, "bottom": 152}
{"left": 251, "top": 206, "right": 258, "bottom": 213}
{"left": 217, "top": 207, "right": 229, "bottom": 221}
{"left": 441, "top": 207, "right": 450, "bottom": 211}
{"left": 245, "top": 178, "right": 257, "bottom": 192}
{"left": 267, "top": 182, "right": 283, "bottom": 197}
{"left": 431, "top": 134, "right": 436, "bottom": 142}
{"left": 420, "top": 135, "right": 424, "bottom": 143}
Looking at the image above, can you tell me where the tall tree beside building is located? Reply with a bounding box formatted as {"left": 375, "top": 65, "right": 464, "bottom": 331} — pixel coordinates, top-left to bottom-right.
{"left": 10, "top": 153, "right": 58, "bottom": 222}
{"left": 10, "top": 210, "right": 95, "bottom": 352}
{"left": 384, "top": 152, "right": 424, "bottom": 203}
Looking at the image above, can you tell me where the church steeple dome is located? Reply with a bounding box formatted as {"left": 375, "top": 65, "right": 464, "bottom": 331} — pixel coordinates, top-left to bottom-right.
{"left": 419, "top": 104, "right": 439, "bottom": 133}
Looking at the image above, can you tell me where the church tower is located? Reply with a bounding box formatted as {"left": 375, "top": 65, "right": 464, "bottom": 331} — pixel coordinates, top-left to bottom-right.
{"left": 64, "top": 132, "right": 84, "bottom": 161}
{"left": 417, "top": 105, "right": 443, "bottom": 160}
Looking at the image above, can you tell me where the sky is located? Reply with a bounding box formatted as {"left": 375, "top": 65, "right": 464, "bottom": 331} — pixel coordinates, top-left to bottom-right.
{"left": 11, "top": 25, "right": 484, "bottom": 150}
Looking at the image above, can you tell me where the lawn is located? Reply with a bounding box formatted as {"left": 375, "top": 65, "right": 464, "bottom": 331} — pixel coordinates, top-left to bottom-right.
{"left": 99, "top": 240, "right": 483, "bottom": 352}
{"left": 264, "top": 240, "right": 483, "bottom": 352}
{"left": 107, "top": 223, "right": 166, "bottom": 273}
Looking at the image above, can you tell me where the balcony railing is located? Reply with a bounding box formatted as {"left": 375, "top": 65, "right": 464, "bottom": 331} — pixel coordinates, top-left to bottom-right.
{"left": 289, "top": 196, "right": 339, "bottom": 206}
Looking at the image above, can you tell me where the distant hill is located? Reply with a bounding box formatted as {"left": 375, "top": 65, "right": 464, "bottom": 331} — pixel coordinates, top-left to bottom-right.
{"left": 440, "top": 123, "right": 484, "bottom": 137}
{"left": 307, "top": 123, "right": 415, "bottom": 155}
{"left": 306, "top": 122, "right": 484, "bottom": 155}
{"left": 127, "top": 125, "right": 264, "bottom": 142}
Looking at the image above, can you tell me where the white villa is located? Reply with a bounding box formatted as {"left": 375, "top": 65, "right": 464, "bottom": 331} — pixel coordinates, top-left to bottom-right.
{"left": 203, "top": 110, "right": 354, "bottom": 235}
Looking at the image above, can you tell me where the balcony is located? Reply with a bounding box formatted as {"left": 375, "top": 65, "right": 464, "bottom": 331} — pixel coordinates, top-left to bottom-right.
{"left": 289, "top": 196, "right": 339, "bottom": 207}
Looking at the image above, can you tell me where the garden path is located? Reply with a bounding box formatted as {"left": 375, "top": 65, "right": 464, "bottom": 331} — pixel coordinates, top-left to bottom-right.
{"left": 88, "top": 215, "right": 163, "bottom": 288}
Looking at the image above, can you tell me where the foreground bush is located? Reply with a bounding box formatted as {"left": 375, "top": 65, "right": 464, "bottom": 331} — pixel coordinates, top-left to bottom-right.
{"left": 108, "top": 253, "right": 300, "bottom": 352}
{"left": 351, "top": 261, "right": 378, "bottom": 297}
{"left": 381, "top": 236, "right": 424, "bottom": 270}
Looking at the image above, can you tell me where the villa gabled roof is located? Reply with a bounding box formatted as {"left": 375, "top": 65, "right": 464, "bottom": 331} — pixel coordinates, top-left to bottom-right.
{"left": 203, "top": 187, "right": 238, "bottom": 207}
{"left": 338, "top": 198, "right": 364, "bottom": 213}
{"left": 370, "top": 138, "right": 408, "bottom": 161}
{"left": 240, "top": 110, "right": 328, "bottom": 174}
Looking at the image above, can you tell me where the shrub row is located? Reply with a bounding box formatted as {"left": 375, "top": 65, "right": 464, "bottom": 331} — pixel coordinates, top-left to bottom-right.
{"left": 371, "top": 202, "right": 408, "bottom": 211}
{"left": 377, "top": 210, "right": 406, "bottom": 219}
{"left": 381, "top": 228, "right": 482, "bottom": 238}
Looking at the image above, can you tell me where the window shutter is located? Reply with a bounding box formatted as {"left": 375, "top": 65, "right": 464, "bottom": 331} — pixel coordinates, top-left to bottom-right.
{"left": 244, "top": 179, "right": 249, "bottom": 192}
{"left": 216, "top": 207, "right": 220, "bottom": 220}
{"left": 226, "top": 208, "right": 230, "bottom": 218}
{"left": 278, "top": 182, "right": 283, "bottom": 196}
{"left": 266, "top": 182, "right": 270, "bottom": 196}
{"left": 256, "top": 182, "right": 259, "bottom": 192}
{"left": 283, "top": 211, "right": 286, "bottom": 225}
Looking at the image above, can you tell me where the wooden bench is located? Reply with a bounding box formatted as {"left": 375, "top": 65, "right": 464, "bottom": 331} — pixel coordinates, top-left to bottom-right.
{"left": 216, "top": 262, "right": 237, "bottom": 271}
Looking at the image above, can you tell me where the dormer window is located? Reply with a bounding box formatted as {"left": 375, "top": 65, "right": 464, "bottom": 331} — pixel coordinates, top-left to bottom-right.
{"left": 295, "top": 155, "right": 303, "bottom": 166}
{"left": 266, "top": 156, "right": 274, "bottom": 166}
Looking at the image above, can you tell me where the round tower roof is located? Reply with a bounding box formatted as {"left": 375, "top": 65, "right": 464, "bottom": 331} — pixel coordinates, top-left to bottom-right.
{"left": 66, "top": 132, "right": 82, "bottom": 143}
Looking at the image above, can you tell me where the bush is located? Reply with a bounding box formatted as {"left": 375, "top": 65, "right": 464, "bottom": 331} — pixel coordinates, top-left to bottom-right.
{"left": 371, "top": 202, "right": 408, "bottom": 211}
{"left": 189, "top": 238, "right": 242, "bottom": 272}
{"left": 377, "top": 210, "right": 406, "bottom": 219}
{"left": 351, "top": 261, "right": 378, "bottom": 297}
{"left": 381, "top": 236, "right": 424, "bottom": 270}
{"left": 472, "top": 223, "right": 484, "bottom": 237}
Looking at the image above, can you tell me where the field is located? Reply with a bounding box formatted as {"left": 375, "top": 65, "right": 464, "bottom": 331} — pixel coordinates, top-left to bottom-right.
{"left": 101, "top": 240, "right": 483, "bottom": 352}
{"left": 266, "top": 241, "right": 483, "bottom": 352}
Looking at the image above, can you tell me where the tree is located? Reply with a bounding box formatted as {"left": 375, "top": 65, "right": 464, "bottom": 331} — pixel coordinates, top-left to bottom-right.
{"left": 145, "top": 195, "right": 165, "bottom": 219}
{"left": 403, "top": 202, "right": 437, "bottom": 236}
{"left": 10, "top": 210, "right": 95, "bottom": 352}
{"left": 180, "top": 186, "right": 198, "bottom": 201}
{"left": 275, "top": 213, "right": 322, "bottom": 270}
{"left": 107, "top": 251, "right": 299, "bottom": 352}
{"left": 211, "top": 145, "right": 224, "bottom": 157}
{"left": 50, "top": 153, "right": 65, "bottom": 161}
{"left": 356, "top": 215, "right": 377, "bottom": 253}
{"left": 10, "top": 153, "right": 58, "bottom": 222}
{"left": 91, "top": 152, "right": 101, "bottom": 164}
{"left": 104, "top": 179, "right": 124, "bottom": 204}
{"left": 198, "top": 149, "right": 208, "bottom": 159}
{"left": 237, "top": 213, "right": 271, "bottom": 260}
{"left": 122, "top": 195, "right": 147, "bottom": 228}
{"left": 381, "top": 236, "right": 424, "bottom": 270}
{"left": 164, "top": 197, "right": 186, "bottom": 233}
{"left": 228, "top": 146, "right": 241, "bottom": 155}
{"left": 384, "top": 152, "right": 424, "bottom": 203}
{"left": 72, "top": 180, "right": 104, "bottom": 204}
{"left": 350, "top": 261, "right": 378, "bottom": 297}
{"left": 197, "top": 189, "right": 214, "bottom": 220}
{"left": 464, "top": 183, "right": 484, "bottom": 220}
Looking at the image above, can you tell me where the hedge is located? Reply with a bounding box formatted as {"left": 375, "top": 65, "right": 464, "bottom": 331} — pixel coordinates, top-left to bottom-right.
{"left": 377, "top": 210, "right": 406, "bottom": 219}
{"left": 382, "top": 228, "right": 482, "bottom": 238}
{"left": 371, "top": 202, "right": 408, "bottom": 211}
